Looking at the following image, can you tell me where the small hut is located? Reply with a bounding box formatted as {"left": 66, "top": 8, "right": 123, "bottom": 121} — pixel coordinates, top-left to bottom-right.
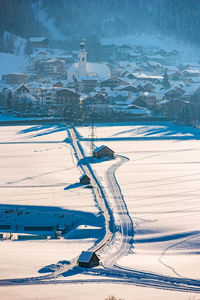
{"left": 77, "top": 251, "right": 100, "bottom": 268}
{"left": 93, "top": 145, "right": 114, "bottom": 159}
{"left": 79, "top": 174, "right": 90, "bottom": 185}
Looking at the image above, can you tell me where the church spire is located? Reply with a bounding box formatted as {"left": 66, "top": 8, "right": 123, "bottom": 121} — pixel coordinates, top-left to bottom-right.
{"left": 78, "top": 40, "right": 87, "bottom": 76}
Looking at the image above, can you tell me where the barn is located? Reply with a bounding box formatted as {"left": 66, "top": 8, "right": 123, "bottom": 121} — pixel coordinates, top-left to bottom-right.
{"left": 93, "top": 145, "right": 114, "bottom": 159}
{"left": 77, "top": 251, "right": 100, "bottom": 268}
{"left": 79, "top": 174, "right": 90, "bottom": 185}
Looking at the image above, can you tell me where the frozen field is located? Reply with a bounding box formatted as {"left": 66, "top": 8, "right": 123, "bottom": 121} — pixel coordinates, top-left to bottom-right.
{"left": 0, "top": 125, "right": 102, "bottom": 279}
{"left": 1, "top": 122, "right": 200, "bottom": 300}
{"left": 78, "top": 122, "right": 200, "bottom": 279}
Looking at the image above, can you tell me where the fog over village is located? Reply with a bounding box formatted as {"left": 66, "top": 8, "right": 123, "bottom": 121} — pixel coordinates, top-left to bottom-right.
{"left": 1, "top": 1, "right": 200, "bottom": 300}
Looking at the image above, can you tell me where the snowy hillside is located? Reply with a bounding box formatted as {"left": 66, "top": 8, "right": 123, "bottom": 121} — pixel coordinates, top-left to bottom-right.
{"left": 0, "top": 53, "right": 29, "bottom": 79}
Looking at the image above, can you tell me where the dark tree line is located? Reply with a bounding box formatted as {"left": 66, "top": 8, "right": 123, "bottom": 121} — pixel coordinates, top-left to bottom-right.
{"left": 1, "top": 0, "right": 200, "bottom": 53}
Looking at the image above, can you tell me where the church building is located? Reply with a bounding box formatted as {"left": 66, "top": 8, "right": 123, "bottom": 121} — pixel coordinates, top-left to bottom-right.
{"left": 67, "top": 41, "right": 110, "bottom": 83}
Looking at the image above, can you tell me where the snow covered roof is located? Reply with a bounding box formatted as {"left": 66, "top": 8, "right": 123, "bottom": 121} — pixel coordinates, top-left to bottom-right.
{"left": 75, "top": 76, "right": 97, "bottom": 81}
{"left": 93, "top": 145, "right": 114, "bottom": 153}
{"left": 69, "top": 63, "right": 110, "bottom": 78}
{"left": 79, "top": 174, "right": 90, "bottom": 180}
{"left": 78, "top": 251, "right": 96, "bottom": 263}
{"left": 29, "top": 37, "right": 48, "bottom": 43}
{"left": 183, "top": 69, "right": 200, "bottom": 74}
{"left": 133, "top": 73, "right": 163, "bottom": 80}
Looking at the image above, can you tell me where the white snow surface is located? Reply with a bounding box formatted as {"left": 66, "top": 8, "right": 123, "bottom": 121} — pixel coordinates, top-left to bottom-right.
{"left": 1, "top": 122, "right": 200, "bottom": 299}
{"left": 78, "top": 122, "right": 200, "bottom": 279}
{"left": 0, "top": 125, "right": 101, "bottom": 280}
{"left": 0, "top": 52, "right": 29, "bottom": 78}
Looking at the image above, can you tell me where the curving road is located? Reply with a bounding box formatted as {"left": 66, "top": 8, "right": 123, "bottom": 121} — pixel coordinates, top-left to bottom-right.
{"left": 98, "top": 154, "right": 134, "bottom": 267}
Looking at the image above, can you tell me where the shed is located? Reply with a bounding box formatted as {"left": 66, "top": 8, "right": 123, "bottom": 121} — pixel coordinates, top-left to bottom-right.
{"left": 77, "top": 251, "right": 100, "bottom": 268}
{"left": 93, "top": 145, "right": 114, "bottom": 159}
{"left": 79, "top": 174, "right": 90, "bottom": 185}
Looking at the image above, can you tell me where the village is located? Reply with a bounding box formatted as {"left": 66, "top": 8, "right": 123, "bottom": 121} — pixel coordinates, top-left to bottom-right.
{"left": 0, "top": 36, "right": 200, "bottom": 125}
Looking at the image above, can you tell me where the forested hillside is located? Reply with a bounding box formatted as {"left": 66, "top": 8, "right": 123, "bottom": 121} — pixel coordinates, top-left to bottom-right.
{"left": 0, "top": 0, "right": 200, "bottom": 52}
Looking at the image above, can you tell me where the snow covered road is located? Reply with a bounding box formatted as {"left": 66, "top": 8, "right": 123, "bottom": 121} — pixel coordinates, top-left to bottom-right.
{"left": 98, "top": 155, "right": 134, "bottom": 267}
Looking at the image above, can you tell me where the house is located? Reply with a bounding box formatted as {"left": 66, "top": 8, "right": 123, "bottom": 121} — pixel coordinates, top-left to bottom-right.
{"left": 79, "top": 174, "right": 90, "bottom": 185}
{"left": 2, "top": 73, "right": 29, "bottom": 84}
{"left": 143, "top": 82, "right": 155, "bottom": 93}
{"left": 55, "top": 88, "right": 80, "bottom": 117}
{"left": 29, "top": 37, "right": 49, "bottom": 48}
{"left": 57, "top": 54, "right": 74, "bottom": 65}
{"left": 56, "top": 89, "right": 80, "bottom": 104}
{"left": 35, "top": 59, "right": 65, "bottom": 75}
{"left": 131, "top": 96, "right": 149, "bottom": 108}
{"left": 120, "top": 85, "right": 138, "bottom": 93}
{"left": 93, "top": 145, "right": 114, "bottom": 159}
{"left": 16, "top": 85, "right": 30, "bottom": 94}
{"left": 53, "top": 81, "right": 64, "bottom": 88}
{"left": 74, "top": 76, "right": 98, "bottom": 93}
{"left": 132, "top": 73, "right": 163, "bottom": 83}
{"left": 77, "top": 251, "right": 100, "bottom": 268}
{"left": 127, "top": 105, "right": 149, "bottom": 116}
{"left": 159, "top": 99, "right": 192, "bottom": 120}
{"left": 183, "top": 69, "right": 200, "bottom": 78}
{"left": 100, "top": 77, "right": 128, "bottom": 89}
{"left": 164, "top": 87, "right": 185, "bottom": 100}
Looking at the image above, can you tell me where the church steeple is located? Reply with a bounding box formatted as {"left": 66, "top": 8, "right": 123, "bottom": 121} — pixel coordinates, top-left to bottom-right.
{"left": 78, "top": 40, "right": 87, "bottom": 76}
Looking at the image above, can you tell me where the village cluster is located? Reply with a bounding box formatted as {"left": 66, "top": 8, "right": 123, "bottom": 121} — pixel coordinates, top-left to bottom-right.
{"left": 1, "top": 37, "right": 200, "bottom": 124}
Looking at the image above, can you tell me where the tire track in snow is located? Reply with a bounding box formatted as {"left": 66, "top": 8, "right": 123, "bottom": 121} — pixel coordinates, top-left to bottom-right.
{"left": 99, "top": 155, "right": 134, "bottom": 267}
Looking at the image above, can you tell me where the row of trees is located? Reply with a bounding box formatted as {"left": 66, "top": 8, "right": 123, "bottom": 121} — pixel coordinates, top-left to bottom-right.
{"left": 1, "top": 0, "right": 200, "bottom": 53}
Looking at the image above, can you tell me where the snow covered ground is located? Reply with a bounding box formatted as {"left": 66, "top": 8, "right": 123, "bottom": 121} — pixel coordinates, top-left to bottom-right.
{"left": 78, "top": 122, "right": 200, "bottom": 279}
{"left": 1, "top": 282, "right": 194, "bottom": 300}
{"left": 0, "top": 125, "right": 102, "bottom": 280}
{"left": 0, "top": 53, "right": 29, "bottom": 79}
{"left": 1, "top": 122, "right": 200, "bottom": 299}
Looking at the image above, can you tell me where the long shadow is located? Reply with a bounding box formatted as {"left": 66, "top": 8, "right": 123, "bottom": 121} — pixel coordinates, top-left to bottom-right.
{"left": 81, "top": 135, "right": 200, "bottom": 141}
{"left": 78, "top": 156, "right": 113, "bottom": 166}
{"left": 17, "top": 124, "right": 68, "bottom": 140}
{"left": 107, "top": 122, "right": 200, "bottom": 140}
{"left": 38, "top": 260, "right": 70, "bottom": 274}
{"left": 0, "top": 204, "right": 104, "bottom": 239}
{"left": 64, "top": 183, "right": 82, "bottom": 190}
{"left": 80, "top": 122, "right": 200, "bottom": 141}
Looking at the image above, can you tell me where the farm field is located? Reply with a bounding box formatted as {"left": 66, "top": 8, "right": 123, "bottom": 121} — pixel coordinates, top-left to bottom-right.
{"left": 78, "top": 122, "right": 200, "bottom": 279}
{"left": 0, "top": 122, "right": 200, "bottom": 300}
{"left": 0, "top": 125, "right": 101, "bottom": 279}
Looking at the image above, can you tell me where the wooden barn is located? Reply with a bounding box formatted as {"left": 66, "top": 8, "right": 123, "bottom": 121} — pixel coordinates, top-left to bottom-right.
{"left": 93, "top": 145, "right": 114, "bottom": 159}
{"left": 79, "top": 174, "right": 90, "bottom": 185}
{"left": 77, "top": 251, "right": 100, "bottom": 268}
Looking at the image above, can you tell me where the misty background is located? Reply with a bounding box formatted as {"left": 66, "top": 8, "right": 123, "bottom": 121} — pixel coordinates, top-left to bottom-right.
{"left": 0, "top": 0, "right": 200, "bottom": 57}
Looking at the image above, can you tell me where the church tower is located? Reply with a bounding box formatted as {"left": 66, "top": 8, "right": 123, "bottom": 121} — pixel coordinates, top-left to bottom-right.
{"left": 78, "top": 40, "right": 87, "bottom": 76}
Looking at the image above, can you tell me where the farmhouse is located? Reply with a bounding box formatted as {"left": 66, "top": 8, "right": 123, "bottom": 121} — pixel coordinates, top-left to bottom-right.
{"left": 93, "top": 145, "right": 114, "bottom": 159}
{"left": 77, "top": 251, "right": 100, "bottom": 268}
{"left": 2, "top": 73, "right": 30, "bottom": 84}
{"left": 29, "top": 37, "right": 49, "bottom": 48}
{"left": 79, "top": 174, "right": 90, "bottom": 185}
{"left": 100, "top": 77, "right": 128, "bottom": 89}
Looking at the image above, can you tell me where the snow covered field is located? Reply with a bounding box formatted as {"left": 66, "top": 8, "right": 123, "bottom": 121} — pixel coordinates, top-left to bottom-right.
{"left": 0, "top": 125, "right": 102, "bottom": 280}
{"left": 1, "top": 122, "right": 200, "bottom": 299}
{"left": 78, "top": 122, "right": 200, "bottom": 279}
